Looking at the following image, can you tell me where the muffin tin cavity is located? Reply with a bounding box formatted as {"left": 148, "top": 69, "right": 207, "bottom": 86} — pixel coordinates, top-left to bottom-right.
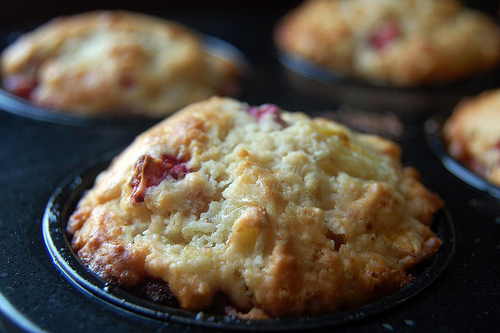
{"left": 276, "top": 51, "right": 500, "bottom": 115}
{"left": 42, "top": 155, "right": 456, "bottom": 331}
{"left": 425, "top": 116, "right": 500, "bottom": 200}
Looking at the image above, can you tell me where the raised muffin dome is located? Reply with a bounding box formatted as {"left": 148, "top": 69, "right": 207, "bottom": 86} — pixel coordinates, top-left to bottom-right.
{"left": 67, "top": 97, "right": 443, "bottom": 318}
{"left": 1, "top": 11, "right": 238, "bottom": 117}
{"left": 275, "top": 0, "right": 500, "bottom": 86}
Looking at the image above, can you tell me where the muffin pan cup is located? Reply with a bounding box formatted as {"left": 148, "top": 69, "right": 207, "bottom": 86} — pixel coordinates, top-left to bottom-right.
{"left": 42, "top": 153, "right": 455, "bottom": 331}
{"left": 276, "top": 51, "right": 500, "bottom": 115}
{"left": 424, "top": 116, "right": 500, "bottom": 200}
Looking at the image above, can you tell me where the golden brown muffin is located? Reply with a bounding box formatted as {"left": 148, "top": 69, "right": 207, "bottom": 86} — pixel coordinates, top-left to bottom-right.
{"left": 275, "top": 0, "right": 500, "bottom": 86}
{"left": 67, "top": 97, "right": 443, "bottom": 318}
{"left": 443, "top": 89, "right": 500, "bottom": 186}
{"left": 0, "top": 11, "right": 239, "bottom": 118}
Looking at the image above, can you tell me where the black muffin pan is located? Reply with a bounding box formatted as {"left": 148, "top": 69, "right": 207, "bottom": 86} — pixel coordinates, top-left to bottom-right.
{"left": 1, "top": 1, "right": 499, "bottom": 332}
{"left": 41, "top": 154, "right": 455, "bottom": 331}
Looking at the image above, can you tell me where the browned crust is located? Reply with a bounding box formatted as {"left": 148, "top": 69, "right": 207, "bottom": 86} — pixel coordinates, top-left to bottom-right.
{"left": 275, "top": 0, "right": 500, "bottom": 86}
{"left": 67, "top": 97, "right": 443, "bottom": 318}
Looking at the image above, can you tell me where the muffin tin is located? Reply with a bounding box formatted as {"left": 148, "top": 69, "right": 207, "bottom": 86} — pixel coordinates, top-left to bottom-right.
{"left": 276, "top": 50, "right": 500, "bottom": 115}
{"left": 1, "top": 1, "right": 499, "bottom": 332}
{"left": 42, "top": 149, "right": 455, "bottom": 331}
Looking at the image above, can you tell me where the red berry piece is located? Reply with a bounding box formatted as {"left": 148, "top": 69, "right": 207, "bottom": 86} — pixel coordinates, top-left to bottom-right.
{"left": 369, "top": 20, "right": 401, "bottom": 50}
{"left": 245, "top": 104, "right": 287, "bottom": 126}
{"left": 131, "top": 154, "right": 191, "bottom": 203}
{"left": 3, "top": 75, "right": 37, "bottom": 99}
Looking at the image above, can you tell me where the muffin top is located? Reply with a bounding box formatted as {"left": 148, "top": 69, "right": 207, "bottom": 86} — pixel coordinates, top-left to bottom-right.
{"left": 443, "top": 89, "right": 500, "bottom": 186}
{"left": 275, "top": 0, "right": 500, "bottom": 86}
{"left": 1, "top": 11, "right": 238, "bottom": 118}
{"left": 67, "top": 97, "right": 443, "bottom": 318}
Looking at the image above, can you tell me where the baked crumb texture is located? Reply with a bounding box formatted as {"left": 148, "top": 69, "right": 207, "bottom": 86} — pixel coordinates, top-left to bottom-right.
{"left": 0, "top": 11, "right": 238, "bottom": 117}
{"left": 443, "top": 89, "right": 500, "bottom": 186}
{"left": 275, "top": 0, "right": 500, "bottom": 86}
{"left": 67, "top": 97, "right": 443, "bottom": 318}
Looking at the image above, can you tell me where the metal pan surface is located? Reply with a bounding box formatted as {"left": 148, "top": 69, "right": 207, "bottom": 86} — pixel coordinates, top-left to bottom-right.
{"left": 42, "top": 154, "right": 455, "bottom": 331}
{"left": 425, "top": 116, "right": 500, "bottom": 200}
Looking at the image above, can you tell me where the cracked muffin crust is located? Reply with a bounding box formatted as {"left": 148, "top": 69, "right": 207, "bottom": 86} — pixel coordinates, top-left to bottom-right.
{"left": 67, "top": 97, "right": 443, "bottom": 318}
{"left": 274, "top": 0, "right": 500, "bottom": 86}
{"left": 443, "top": 89, "right": 500, "bottom": 186}
{"left": 0, "top": 11, "right": 239, "bottom": 118}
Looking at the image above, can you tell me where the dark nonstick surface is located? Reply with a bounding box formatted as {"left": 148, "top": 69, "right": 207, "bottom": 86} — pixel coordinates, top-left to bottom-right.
{"left": 1, "top": 1, "right": 499, "bottom": 332}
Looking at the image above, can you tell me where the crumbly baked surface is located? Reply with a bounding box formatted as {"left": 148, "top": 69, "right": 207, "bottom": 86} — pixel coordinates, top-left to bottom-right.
{"left": 0, "top": 11, "right": 238, "bottom": 118}
{"left": 67, "top": 97, "right": 443, "bottom": 318}
{"left": 274, "top": 0, "right": 500, "bottom": 86}
{"left": 443, "top": 89, "right": 500, "bottom": 186}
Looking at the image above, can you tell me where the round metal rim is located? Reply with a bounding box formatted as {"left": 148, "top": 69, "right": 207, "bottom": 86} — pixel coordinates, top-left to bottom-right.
{"left": 276, "top": 51, "right": 499, "bottom": 92}
{"left": 42, "top": 155, "right": 456, "bottom": 331}
{"left": 424, "top": 116, "right": 500, "bottom": 200}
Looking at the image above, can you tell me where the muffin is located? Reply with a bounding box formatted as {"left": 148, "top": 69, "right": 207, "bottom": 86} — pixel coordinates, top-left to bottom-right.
{"left": 275, "top": 0, "right": 500, "bottom": 86}
{"left": 443, "top": 89, "right": 500, "bottom": 186}
{"left": 0, "top": 11, "right": 239, "bottom": 118}
{"left": 67, "top": 97, "right": 443, "bottom": 319}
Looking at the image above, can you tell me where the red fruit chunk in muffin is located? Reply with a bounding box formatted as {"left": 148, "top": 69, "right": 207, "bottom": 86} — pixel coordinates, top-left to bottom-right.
{"left": 369, "top": 20, "right": 401, "bottom": 50}
{"left": 246, "top": 104, "right": 287, "bottom": 126}
{"left": 131, "top": 154, "right": 191, "bottom": 203}
{"left": 3, "top": 75, "right": 37, "bottom": 99}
